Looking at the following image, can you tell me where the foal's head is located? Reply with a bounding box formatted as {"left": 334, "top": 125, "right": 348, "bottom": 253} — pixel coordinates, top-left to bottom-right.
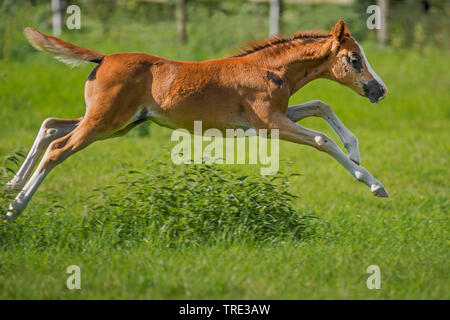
{"left": 326, "top": 20, "right": 387, "bottom": 103}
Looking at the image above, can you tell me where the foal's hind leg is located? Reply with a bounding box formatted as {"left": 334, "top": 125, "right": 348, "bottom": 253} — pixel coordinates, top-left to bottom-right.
{"left": 7, "top": 117, "right": 81, "bottom": 190}
{"left": 6, "top": 122, "right": 98, "bottom": 219}
{"left": 285, "top": 100, "right": 360, "bottom": 165}
{"left": 105, "top": 116, "right": 150, "bottom": 139}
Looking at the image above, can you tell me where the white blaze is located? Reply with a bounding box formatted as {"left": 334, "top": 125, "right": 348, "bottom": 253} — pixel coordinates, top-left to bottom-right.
{"left": 355, "top": 41, "right": 387, "bottom": 95}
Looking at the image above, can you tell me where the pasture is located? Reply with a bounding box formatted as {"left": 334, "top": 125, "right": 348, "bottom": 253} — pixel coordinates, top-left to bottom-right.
{"left": 0, "top": 6, "right": 449, "bottom": 299}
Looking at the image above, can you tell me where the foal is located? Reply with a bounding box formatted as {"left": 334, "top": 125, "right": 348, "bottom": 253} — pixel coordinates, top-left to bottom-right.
{"left": 6, "top": 20, "right": 388, "bottom": 219}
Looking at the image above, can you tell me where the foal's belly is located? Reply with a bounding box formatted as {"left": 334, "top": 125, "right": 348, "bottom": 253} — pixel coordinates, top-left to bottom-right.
{"left": 142, "top": 102, "right": 253, "bottom": 133}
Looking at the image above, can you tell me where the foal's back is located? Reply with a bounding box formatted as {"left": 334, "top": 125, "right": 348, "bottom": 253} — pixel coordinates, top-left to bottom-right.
{"left": 86, "top": 52, "right": 265, "bottom": 132}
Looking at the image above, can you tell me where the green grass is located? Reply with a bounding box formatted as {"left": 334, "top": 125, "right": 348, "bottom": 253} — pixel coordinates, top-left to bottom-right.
{"left": 0, "top": 8, "right": 449, "bottom": 299}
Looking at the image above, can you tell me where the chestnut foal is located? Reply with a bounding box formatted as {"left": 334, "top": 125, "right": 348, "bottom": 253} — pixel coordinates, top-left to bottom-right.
{"left": 6, "top": 20, "right": 388, "bottom": 219}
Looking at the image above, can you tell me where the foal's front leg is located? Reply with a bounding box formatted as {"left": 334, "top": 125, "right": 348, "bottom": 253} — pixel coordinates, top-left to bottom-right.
{"left": 285, "top": 100, "right": 360, "bottom": 165}
{"left": 272, "top": 113, "right": 388, "bottom": 197}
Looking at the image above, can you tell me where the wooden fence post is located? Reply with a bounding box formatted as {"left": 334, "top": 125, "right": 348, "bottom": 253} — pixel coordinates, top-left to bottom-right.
{"left": 177, "top": 0, "right": 187, "bottom": 44}
{"left": 269, "top": 0, "right": 280, "bottom": 37}
{"left": 51, "top": 0, "right": 63, "bottom": 36}
{"left": 377, "top": 0, "right": 389, "bottom": 48}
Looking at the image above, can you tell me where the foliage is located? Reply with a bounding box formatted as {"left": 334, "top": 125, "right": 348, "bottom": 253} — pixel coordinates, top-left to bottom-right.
{"left": 82, "top": 163, "right": 318, "bottom": 247}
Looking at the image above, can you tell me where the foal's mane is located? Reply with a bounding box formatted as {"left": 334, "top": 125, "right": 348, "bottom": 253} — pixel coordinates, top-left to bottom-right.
{"left": 232, "top": 30, "right": 331, "bottom": 58}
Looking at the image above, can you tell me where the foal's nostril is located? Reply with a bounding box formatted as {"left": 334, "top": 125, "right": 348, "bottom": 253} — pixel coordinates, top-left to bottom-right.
{"left": 362, "top": 79, "right": 386, "bottom": 103}
{"left": 379, "top": 85, "right": 387, "bottom": 101}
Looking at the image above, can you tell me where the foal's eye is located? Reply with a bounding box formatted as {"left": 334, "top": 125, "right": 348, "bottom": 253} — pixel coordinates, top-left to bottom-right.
{"left": 349, "top": 53, "right": 363, "bottom": 72}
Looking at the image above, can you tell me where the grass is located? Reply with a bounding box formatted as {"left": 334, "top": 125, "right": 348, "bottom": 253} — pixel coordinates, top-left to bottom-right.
{"left": 0, "top": 6, "right": 449, "bottom": 299}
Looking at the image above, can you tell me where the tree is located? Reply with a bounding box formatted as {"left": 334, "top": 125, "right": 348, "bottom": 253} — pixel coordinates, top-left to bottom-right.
{"left": 176, "top": 0, "right": 187, "bottom": 44}
{"left": 377, "top": 0, "right": 389, "bottom": 48}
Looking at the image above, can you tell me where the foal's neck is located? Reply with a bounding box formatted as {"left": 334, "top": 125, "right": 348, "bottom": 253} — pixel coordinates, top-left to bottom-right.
{"left": 249, "top": 38, "right": 333, "bottom": 95}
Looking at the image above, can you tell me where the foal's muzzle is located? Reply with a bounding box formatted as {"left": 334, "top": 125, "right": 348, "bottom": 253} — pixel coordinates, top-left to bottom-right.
{"left": 363, "top": 79, "right": 387, "bottom": 103}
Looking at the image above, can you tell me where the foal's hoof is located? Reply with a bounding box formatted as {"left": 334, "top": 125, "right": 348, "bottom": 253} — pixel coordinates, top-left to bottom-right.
{"left": 5, "top": 211, "right": 17, "bottom": 220}
{"left": 5, "top": 182, "right": 14, "bottom": 192}
{"left": 6, "top": 180, "right": 22, "bottom": 193}
{"left": 371, "top": 185, "right": 389, "bottom": 198}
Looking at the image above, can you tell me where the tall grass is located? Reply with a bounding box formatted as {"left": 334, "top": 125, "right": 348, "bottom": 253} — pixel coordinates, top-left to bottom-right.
{"left": 83, "top": 164, "right": 319, "bottom": 247}
{"left": 0, "top": 157, "right": 320, "bottom": 251}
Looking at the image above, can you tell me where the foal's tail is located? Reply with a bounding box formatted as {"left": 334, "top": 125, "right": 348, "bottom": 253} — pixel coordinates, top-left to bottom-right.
{"left": 24, "top": 27, "right": 104, "bottom": 67}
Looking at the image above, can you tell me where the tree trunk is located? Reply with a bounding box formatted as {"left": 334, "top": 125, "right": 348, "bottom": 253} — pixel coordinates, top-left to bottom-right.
{"left": 377, "top": 0, "right": 389, "bottom": 48}
{"left": 269, "top": 0, "right": 280, "bottom": 37}
{"left": 177, "top": 0, "right": 187, "bottom": 45}
{"left": 51, "top": 0, "right": 63, "bottom": 36}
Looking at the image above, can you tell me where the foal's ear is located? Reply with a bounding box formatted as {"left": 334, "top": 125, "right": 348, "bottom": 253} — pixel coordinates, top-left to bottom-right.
{"left": 331, "top": 20, "right": 351, "bottom": 43}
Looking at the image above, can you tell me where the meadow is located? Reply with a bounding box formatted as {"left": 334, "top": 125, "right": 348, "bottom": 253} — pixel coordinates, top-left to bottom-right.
{"left": 0, "top": 4, "right": 449, "bottom": 299}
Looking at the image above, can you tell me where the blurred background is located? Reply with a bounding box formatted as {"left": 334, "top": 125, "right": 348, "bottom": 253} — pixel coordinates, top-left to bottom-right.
{"left": 0, "top": 0, "right": 449, "bottom": 63}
